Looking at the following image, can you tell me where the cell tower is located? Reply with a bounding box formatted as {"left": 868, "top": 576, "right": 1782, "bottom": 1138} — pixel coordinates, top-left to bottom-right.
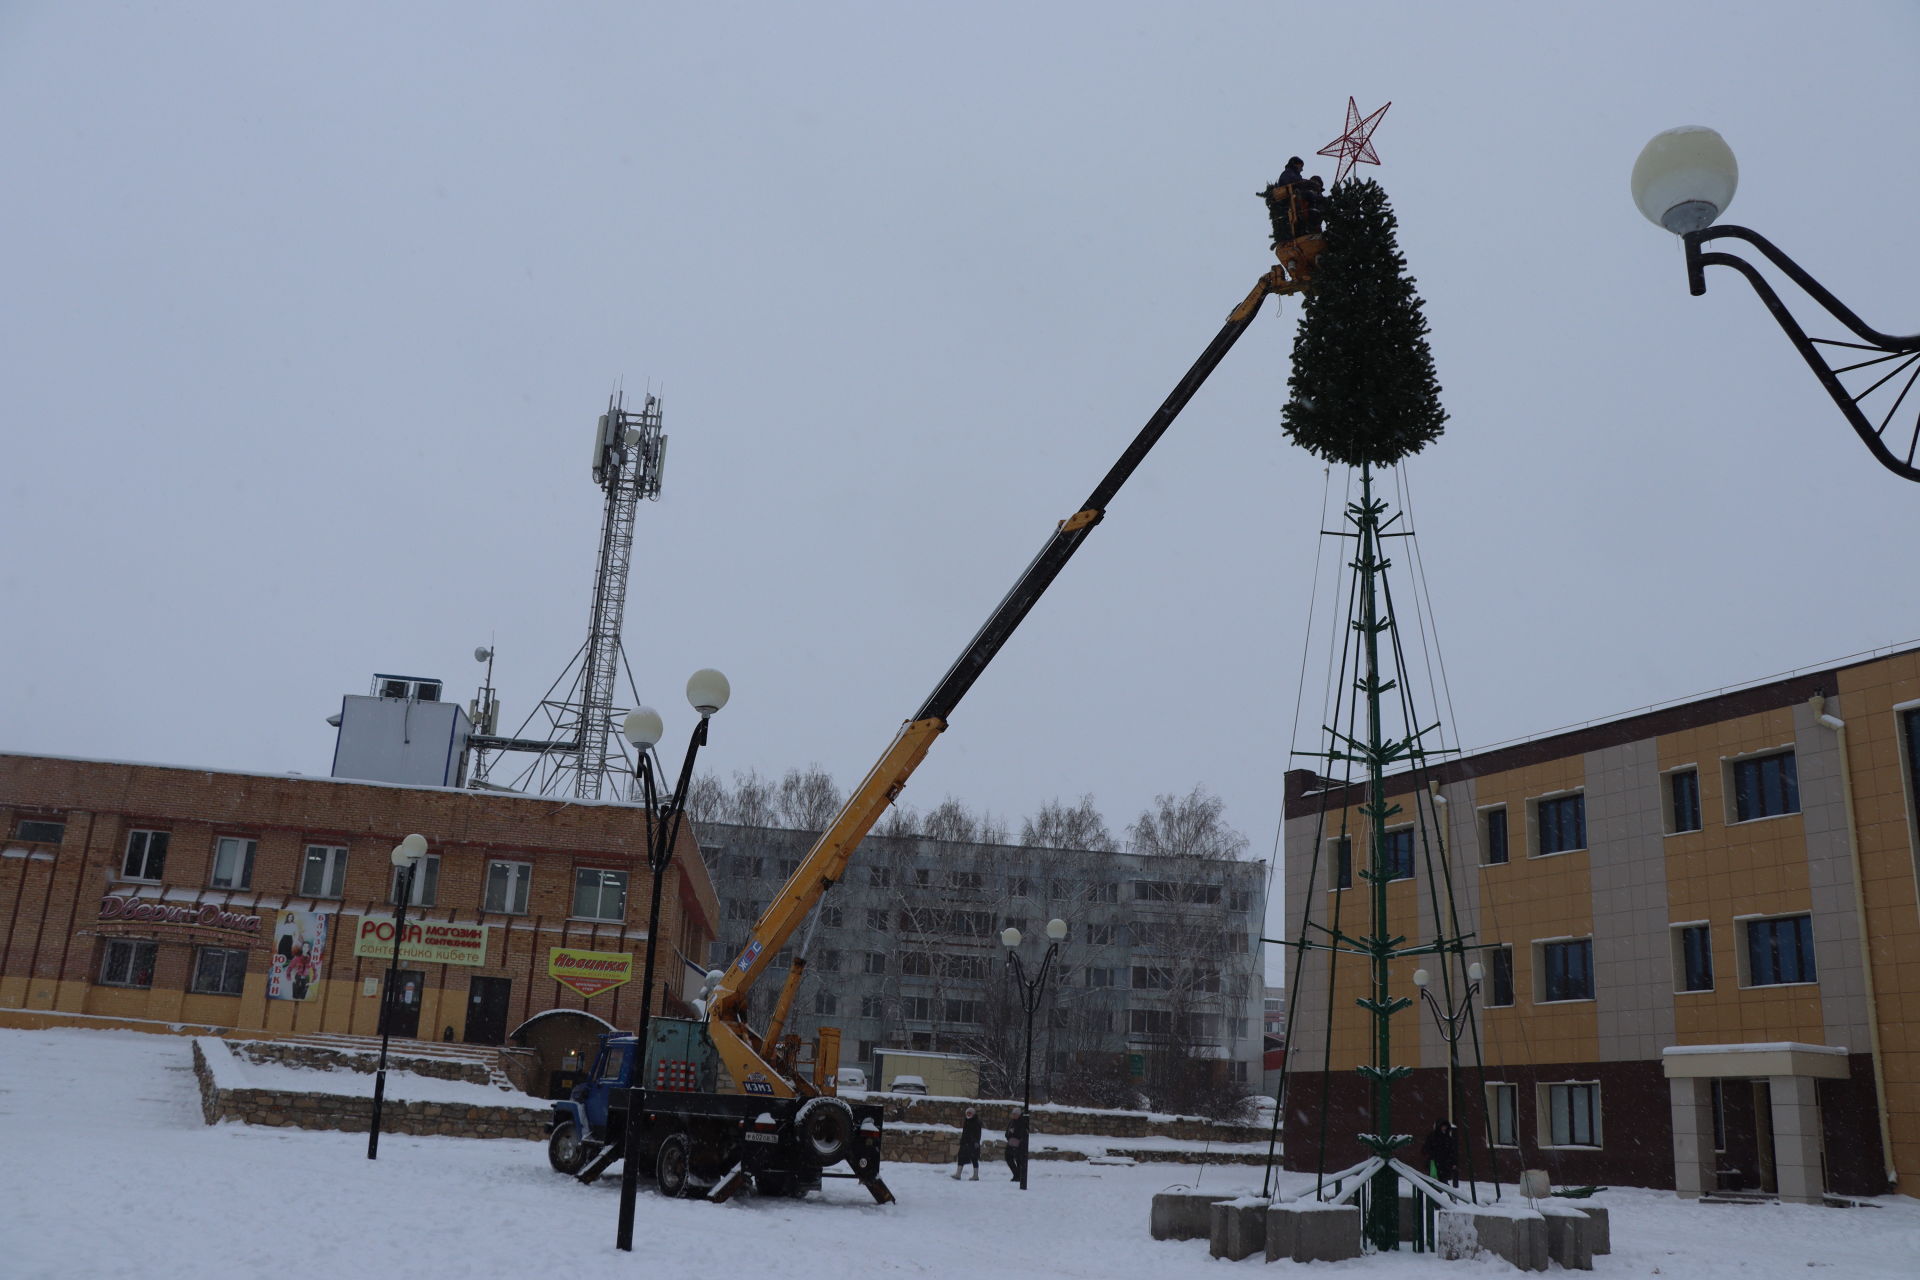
{"left": 467, "top": 391, "right": 667, "bottom": 799}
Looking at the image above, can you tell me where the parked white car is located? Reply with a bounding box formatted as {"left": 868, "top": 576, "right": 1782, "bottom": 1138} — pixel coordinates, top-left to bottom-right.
{"left": 888, "top": 1074, "right": 928, "bottom": 1095}
{"left": 837, "top": 1067, "right": 867, "bottom": 1092}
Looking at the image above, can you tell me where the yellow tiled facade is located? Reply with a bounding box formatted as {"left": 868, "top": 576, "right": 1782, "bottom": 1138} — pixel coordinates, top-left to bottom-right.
{"left": 1283, "top": 646, "right": 1920, "bottom": 1200}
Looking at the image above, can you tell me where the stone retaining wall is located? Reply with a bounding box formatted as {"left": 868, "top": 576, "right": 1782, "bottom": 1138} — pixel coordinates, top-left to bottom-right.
{"left": 869, "top": 1095, "right": 1261, "bottom": 1145}
{"left": 233, "top": 1039, "right": 494, "bottom": 1086}
{"left": 193, "top": 1041, "right": 547, "bottom": 1140}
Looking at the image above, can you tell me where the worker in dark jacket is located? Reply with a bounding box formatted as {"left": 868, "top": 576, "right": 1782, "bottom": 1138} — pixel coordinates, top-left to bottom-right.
{"left": 952, "top": 1106, "right": 983, "bottom": 1180}
{"left": 1260, "top": 157, "right": 1311, "bottom": 246}
{"left": 1422, "top": 1119, "right": 1459, "bottom": 1185}
{"left": 1005, "top": 1110, "right": 1029, "bottom": 1182}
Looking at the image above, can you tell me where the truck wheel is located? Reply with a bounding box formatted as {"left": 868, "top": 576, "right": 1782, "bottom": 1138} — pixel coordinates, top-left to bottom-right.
{"left": 794, "top": 1095, "right": 856, "bottom": 1165}
{"left": 548, "top": 1121, "right": 592, "bottom": 1175}
{"left": 656, "top": 1132, "right": 694, "bottom": 1198}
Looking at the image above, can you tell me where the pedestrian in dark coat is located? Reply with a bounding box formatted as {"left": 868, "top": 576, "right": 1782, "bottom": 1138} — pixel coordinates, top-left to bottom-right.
{"left": 1422, "top": 1119, "right": 1459, "bottom": 1185}
{"left": 1005, "top": 1110, "right": 1030, "bottom": 1182}
{"left": 952, "top": 1106, "right": 983, "bottom": 1180}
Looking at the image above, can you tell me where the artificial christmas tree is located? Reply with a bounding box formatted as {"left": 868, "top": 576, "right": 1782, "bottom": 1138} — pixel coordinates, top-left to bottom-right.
{"left": 1282, "top": 179, "right": 1446, "bottom": 468}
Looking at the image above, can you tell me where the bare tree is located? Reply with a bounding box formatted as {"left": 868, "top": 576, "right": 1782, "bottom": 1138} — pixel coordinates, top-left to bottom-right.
{"left": 776, "top": 764, "right": 843, "bottom": 831}
{"left": 684, "top": 772, "right": 731, "bottom": 825}
{"left": 1127, "top": 785, "right": 1249, "bottom": 860}
{"left": 730, "top": 769, "right": 779, "bottom": 829}
{"left": 1020, "top": 794, "right": 1113, "bottom": 850}
{"left": 922, "top": 796, "right": 980, "bottom": 844}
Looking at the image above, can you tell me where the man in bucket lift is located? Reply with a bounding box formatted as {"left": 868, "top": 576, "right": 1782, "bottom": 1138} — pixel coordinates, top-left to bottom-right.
{"left": 1259, "top": 157, "right": 1325, "bottom": 249}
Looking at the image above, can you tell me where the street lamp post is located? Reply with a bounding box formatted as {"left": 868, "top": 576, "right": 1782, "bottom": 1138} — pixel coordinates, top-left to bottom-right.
{"left": 615, "top": 668, "right": 729, "bottom": 1253}
{"left": 1001, "top": 917, "right": 1067, "bottom": 1191}
{"left": 1633, "top": 126, "right": 1920, "bottom": 482}
{"left": 368, "top": 832, "right": 428, "bottom": 1160}
{"left": 1410, "top": 962, "right": 1482, "bottom": 1128}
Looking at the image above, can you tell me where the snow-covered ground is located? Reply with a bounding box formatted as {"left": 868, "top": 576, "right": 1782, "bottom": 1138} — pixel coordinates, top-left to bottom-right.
{"left": 3, "top": 1027, "right": 1917, "bottom": 1280}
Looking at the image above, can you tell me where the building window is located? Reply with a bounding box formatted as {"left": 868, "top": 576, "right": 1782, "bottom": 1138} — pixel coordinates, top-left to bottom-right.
{"left": 1228, "top": 1016, "right": 1248, "bottom": 1040}
{"left": 100, "top": 939, "right": 157, "bottom": 988}
{"left": 1084, "top": 923, "right": 1115, "bottom": 945}
{"left": 1332, "top": 835, "right": 1352, "bottom": 890}
{"left": 862, "top": 951, "right": 887, "bottom": 975}
{"left": 122, "top": 829, "right": 169, "bottom": 881}
{"left": 866, "top": 908, "right": 890, "bottom": 932}
{"left": 1381, "top": 828, "right": 1414, "bottom": 880}
{"left": 728, "top": 854, "right": 763, "bottom": 879}
{"left": 1088, "top": 967, "right": 1116, "bottom": 988}
{"left": 1534, "top": 794, "right": 1586, "bottom": 855}
{"left": 1229, "top": 1060, "right": 1249, "bottom": 1085}
{"left": 391, "top": 855, "right": 440, "bottom": 907}
{"left": 1743, "top": 914, "right": 1816, "bottom": 986}
{"left": 901, "top": 995, "right": 934, "bottom": 1021}
{"left": 860, "top": 995, "right": 886, "bottom": 1018}
{"left": 13, "top": 816, "right": 65, "bottom": 843}
{"left": 300, "top": 844, "right": 348, "bottom": 898}
{"left": 1481, "top": 807, "right": 1508, "bottom": 865}
{"left": 944, "top": 1000, "right": 979, "bottom": 1025}
{"left": 1008, "top": 876, "right": 1031, "bottom": 897}
{"left": 1674, "top": 923, "right": 1713, "bottom": 992}
{"left": 572, "top": 868, "right": 628, "bottom": 921}
{"left": 1542, "top": 1082, "right": 1600, "bottom": 1147}
{"left": 820, "top": 906, "right": 842, "bottom": 928}
{"left": 1131, "top": 965, "right": 1172, "bottom": 990}
{"left": 779, "top": 858, "right": 801, "bottom": 879}
{"left": 1668, "top": 769, "right": 1702, "bottom": 833}
{"left": 1538, "top": 938, "right": 1594, "bottom": 1002}
{"left": 869, "top": 866, "right": 891, "bottom": 888}
{"left": 1711, "top": 1079, "right": 1728, "bottom": 1152}
{"left": 814, "top": 990, "right": 838, "bottom": 1016}
{"left": 1732, "top": 751, "right": 1799, "bottom": 822}
{"left": 484, "top": 860, "right": 532, "bottom": 915}
{"left": 1487, "top": 1083, "right": 1518, "bottom": 1146}
{"left": 208, "top": 837, "right": 257, "bottom": 890}
{"left": 900, "top": 952, "right": 933, "bottom": 977}
{"left": 189, "top": 946, "right": 248, "bottom": 996}
{"left": 1085, "top": 881, "right": 1118, "bottom": 903}
{"left": 1129, "top": 1008, "right": 1173, "bottom": 1037}
{"left": 1487, "top": 946, "right": 1515, "bottom": 1007}
{"left": 816, "top": 950, "right": 842, "bottom": 972}
{"left": 857, "top": 1039, "right": 876, "bottom": 1061}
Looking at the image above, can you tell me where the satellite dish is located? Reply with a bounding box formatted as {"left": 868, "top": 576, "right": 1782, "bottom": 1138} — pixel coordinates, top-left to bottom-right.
{"left": 475, "top": 646, "right": 493, "bottom": 663}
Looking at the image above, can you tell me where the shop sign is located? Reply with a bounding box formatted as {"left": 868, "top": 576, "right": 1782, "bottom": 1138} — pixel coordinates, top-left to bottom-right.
{"left": 267, "top": 909, "right": 329, "bottom": 1001}
{"left": 98, "top": 896, "right": 261, "bottom": 936}
{"left": 547, "top": 947, "right": 634, "bottom": 999}
{"left": 352, "top": 916, "right": 489, "bottom": 967}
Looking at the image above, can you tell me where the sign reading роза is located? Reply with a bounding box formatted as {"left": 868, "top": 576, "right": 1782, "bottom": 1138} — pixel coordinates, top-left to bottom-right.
{"left": 352, "top": 916, "right": 489, "bottom": 967}
{"left": 548, "top": 947, "right": 634, "bottom": 998}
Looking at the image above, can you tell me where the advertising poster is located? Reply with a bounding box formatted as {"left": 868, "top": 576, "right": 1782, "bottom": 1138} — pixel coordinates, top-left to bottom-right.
{"left": 548, "top": 947, "right": 634, "bottom": 999}
{"left": 352, "top": 915, "right": 489, "bottom": 966}
{"left": 267, "top": 909, "right": 328, "bottom": 1001}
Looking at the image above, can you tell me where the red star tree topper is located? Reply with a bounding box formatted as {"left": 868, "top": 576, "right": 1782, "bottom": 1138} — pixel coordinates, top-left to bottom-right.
{"left": 1317, "top": 97, "right": 1391, "bottom": 186}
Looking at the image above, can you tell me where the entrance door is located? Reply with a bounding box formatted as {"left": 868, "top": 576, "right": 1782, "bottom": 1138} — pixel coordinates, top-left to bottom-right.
{"left": 1752, "top": 1081, "right": 1778, "bottom": 1195}
{"left": 465, "top": 976, "right": 512, "bottom": 1045}
{"left": 381, "top": 969, "right": 425, "bottom": 1038}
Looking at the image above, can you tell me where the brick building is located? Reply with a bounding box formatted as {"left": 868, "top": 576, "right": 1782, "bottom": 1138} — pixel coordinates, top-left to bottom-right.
{"left": 0, "top": 753, "right": 718, "bottom": 1043}
{"left": 1281, "top": 643, "right": 1920, "bottom": 1202}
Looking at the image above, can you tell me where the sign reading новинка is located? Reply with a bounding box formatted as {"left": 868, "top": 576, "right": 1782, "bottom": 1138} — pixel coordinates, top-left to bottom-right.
{"left": 352, "top": 916, "right": 489, "bottom": 967}
{"left": 548, "top": 947, "right": 634, "bottom": 998}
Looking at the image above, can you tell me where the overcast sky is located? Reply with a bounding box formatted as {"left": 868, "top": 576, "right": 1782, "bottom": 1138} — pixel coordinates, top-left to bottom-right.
{"left": 6, "top": 3, "right": 1919, "bottom": 978}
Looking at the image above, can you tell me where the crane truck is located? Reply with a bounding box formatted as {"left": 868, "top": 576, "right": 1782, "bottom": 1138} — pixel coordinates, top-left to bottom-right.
{"left": 544, "top": 245, "right": 1317, "bottom": 1205}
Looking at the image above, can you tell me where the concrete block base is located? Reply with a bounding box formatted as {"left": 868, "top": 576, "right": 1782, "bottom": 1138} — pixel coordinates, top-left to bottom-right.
{"left": 1149, "top": 1190, "right": 1233, "bottom": 1241}
{"left": 1576, "top": 1204, "right": 1610, "bottom": 1254}
{"left": 1539, "top": 1204, "right": 1594, "bottom": 1271}
{"left": 1209, "top": 1198, "right": 1270, "bottom": 1261}
{"left": 1264, "top": 1202, "right": 1362, "bottom": 1263}
{"left": 1205, "top": 1205, "right": 1267, "bottom": 1258}
{"left": 1435, "top": 1209, "right": 1548, "bottom": 1272}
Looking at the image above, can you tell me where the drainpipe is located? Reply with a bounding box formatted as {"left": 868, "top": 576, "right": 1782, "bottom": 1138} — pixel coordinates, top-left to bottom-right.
{"left": 1809, "top": 695, "right": 1897, "bottom": 1186}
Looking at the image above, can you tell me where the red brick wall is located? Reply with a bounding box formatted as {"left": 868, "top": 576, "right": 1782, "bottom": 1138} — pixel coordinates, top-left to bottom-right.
{"left": 0, "top": 753, "right": 717, "bottom": 1038}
